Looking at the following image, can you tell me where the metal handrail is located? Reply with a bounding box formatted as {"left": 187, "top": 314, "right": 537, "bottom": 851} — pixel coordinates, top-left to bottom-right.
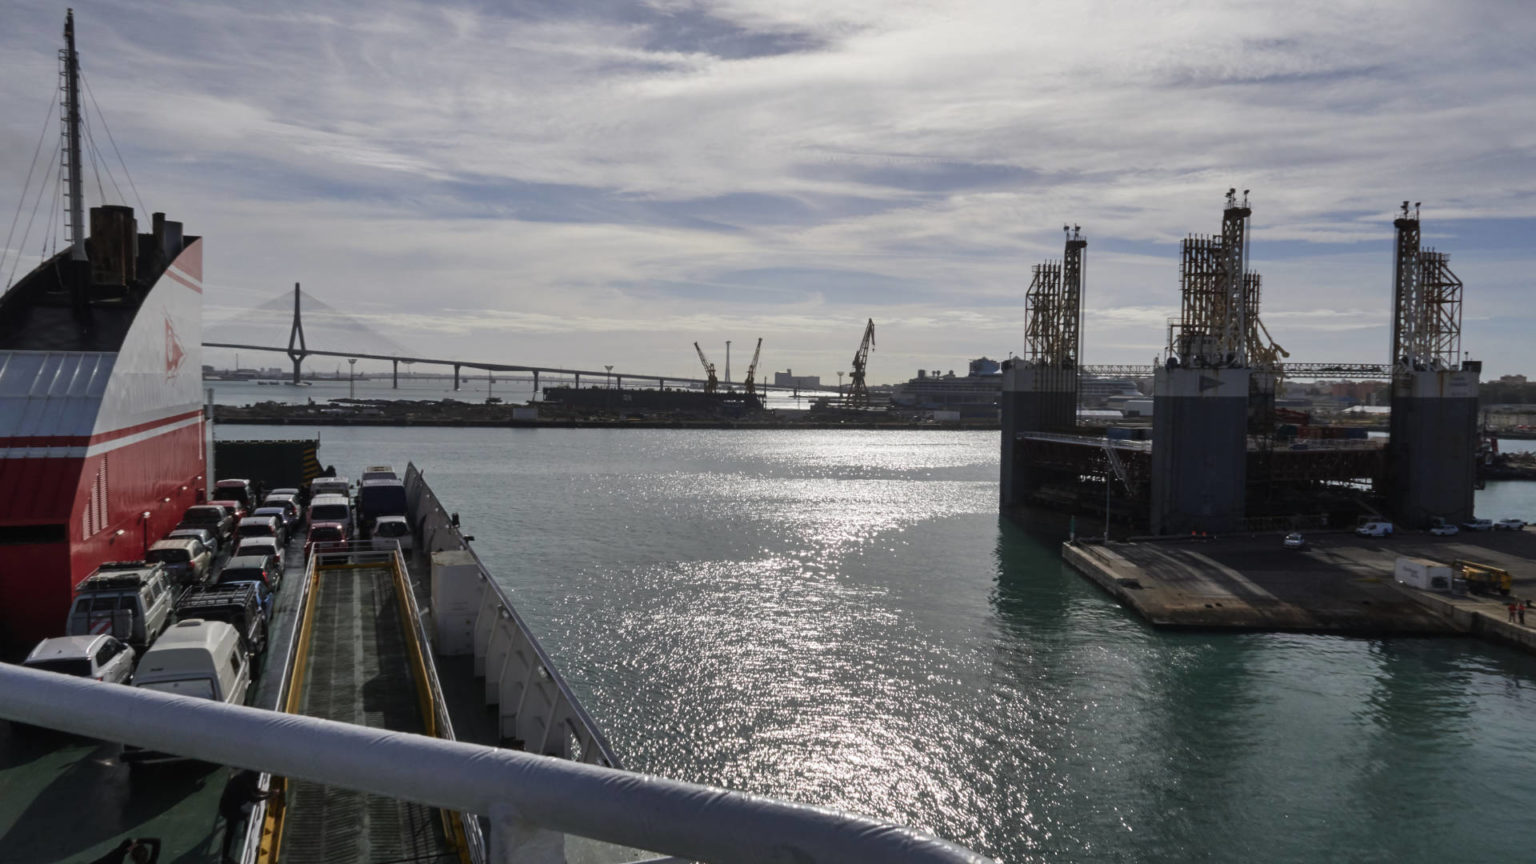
{"left": 404, "top": 463, "right": 621, "bottom": 768}
{"left": 0, "top": 664, "right": 994, "bottom": 864}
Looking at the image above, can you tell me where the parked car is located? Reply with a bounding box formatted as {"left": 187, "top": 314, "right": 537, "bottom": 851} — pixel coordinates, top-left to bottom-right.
{"left": 1429, "top": 523, "right": 1460, "bottom": 536}
{"left": 123, "top": 620, "right": 251, "bottom": 763}
{"left": 145, "top": 537, "right": 213, "bottom": 585}
{"left": 66, "top": 562, "right": 175, "bottom": 650}
{"left": 23, "top": 634, "right": 135, "bottom": 684}
{"left": 177, "top": 583, "right": 268, "bottom": 655}
{"left": 218, "top": 554, "right": 282, "bottom": 592}
{"left": 178, "top": 504, "right": 234, "bottom": 544}
{"left": 1495, "top": 518, "right": 1527, "bottom": 531}
{"left": 361, "top": 465, "right": 398, "bottom": 483}
{"left": 371, "top": 515, "right": 414, "bottom": 553}
{"left": 239, "top": 513, "right": 286, "bottom": 547}
{"left": 1462, "top": 518, "right": 1494, "bottom": 532}
{"left": 261, "top": 496, "right": 301, "bottom": 531}
{"left": 1282, "top": 532, "right": 1306, "bottom": 550}
{"left": 305, "top": 521, "right": 350, "bottom": 560}
{"left": 214, "top": 478, "right": 257, "bottom": 513}
{"left": 308, "top": 494, "right": 354, "bottom": 535}
{"left": 1356, "top": 521, "right": 1395, "bottom": 538}
{"left": 358, "top": 480, "right": 407, "bottom": 536}
{"left": 233, "top": 536, "right": 285, "bottom": 572}
{"left": 310, "top": 477, "right": 351, "bottom": 499}
{"left": 210, "top": 499, "right": 248, "bottom": 523}
{"left": 168, "top": 525, "right": 222, "bottom": 558}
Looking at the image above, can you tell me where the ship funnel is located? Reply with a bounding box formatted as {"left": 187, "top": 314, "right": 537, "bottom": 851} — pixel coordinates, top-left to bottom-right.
{"left": 89, "top": 204, "right": 137, "bottom": 287}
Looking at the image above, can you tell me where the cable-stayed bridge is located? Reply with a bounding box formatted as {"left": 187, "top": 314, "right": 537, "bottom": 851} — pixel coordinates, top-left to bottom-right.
{"left": 202, "top": 285, "right": 823, "bottom": 394}
{"left": 202, "top": 286, "right": 1392, "bottom": 395}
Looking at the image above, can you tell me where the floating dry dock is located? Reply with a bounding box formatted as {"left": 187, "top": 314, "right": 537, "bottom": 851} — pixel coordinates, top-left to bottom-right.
{"left": 1064, "top": 531, "right": 1536, "bottom": 647}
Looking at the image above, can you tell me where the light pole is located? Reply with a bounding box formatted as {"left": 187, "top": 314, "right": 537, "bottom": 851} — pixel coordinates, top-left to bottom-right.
{"left": 837, "top": 371, "right": 844, "bottom": 403}
{"left": 604, "top": 365, "right": 614, "bottom": 413}
{"left": 348, "top": 358, "right": 357, "bottom": 399}
{"left": 725, "top": 341, "right": 732, "bottom": 390}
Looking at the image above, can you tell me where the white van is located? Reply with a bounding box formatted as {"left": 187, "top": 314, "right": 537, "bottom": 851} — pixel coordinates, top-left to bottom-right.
{"left": 1356, "top": 521, "right": 1395, "bottom": 537}
{"left": 308, "top": 493, "right": 354, "bottom": 534}
{"left": 123, "top": 619, "right": 250, "bottom": 763}
{"left": 310, "top": 477, "right": 351, "bottom": 499}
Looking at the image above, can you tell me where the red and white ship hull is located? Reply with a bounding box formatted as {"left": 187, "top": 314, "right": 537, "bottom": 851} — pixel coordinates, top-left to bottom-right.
{"left": 0, "top": 242, "right": 206, "bottom": 653}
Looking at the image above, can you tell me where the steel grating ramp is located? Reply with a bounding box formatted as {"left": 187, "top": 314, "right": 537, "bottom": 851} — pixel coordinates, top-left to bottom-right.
{"left": 280, "top": 566, "right": 455, "bottom": 864}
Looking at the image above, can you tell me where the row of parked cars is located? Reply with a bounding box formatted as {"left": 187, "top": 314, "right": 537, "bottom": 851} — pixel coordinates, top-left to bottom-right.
{"left": 17, "top": 477, "right": 330, "bottom": 759}
{"left": 22, "top": 468, "right": 419, "bottom": 736}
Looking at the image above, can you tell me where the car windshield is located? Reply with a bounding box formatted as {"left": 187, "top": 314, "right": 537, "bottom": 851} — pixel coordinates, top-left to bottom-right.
{"left": 311, "top": 505, "right": 349, "bottom": 521}
{"left": 25, "top": 658, "right": 93, "bottom": 676}
{"left": 241, "top": 523, "right": 273, "bottom": 536}
{"left": 376, "top": 522, "right": 407, "bottom": 537}
{"left": 237, "top": 541, "right": 277, "bottom": 556}
{"left": 147, "top": 549, "right": 189, "bottom": 563}
{"left": 138, "top": 679, "right": 216, "bottom": 700}
{"left": 219, "top": 569, "right": 263, "bottom": 584}
{"left": 311, "top": 527, "right": 343, "bottom": 542}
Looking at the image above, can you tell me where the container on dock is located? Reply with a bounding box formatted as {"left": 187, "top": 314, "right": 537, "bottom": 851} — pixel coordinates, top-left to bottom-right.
{"left": 1395, "top": 556, "right": 1453, "bottom": 591}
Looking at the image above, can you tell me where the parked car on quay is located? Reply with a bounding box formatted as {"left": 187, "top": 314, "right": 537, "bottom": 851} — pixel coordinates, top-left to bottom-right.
{"left": 306, "top": 521, "right": 350, "bottom": 560}
{"left": 1462, "top": 518, "right": 1494, "bottom": 532}
{"left": 214, "top": 478, "right": 257, "bottom": 513}
{"left": 177, "top": 583, "right": 268, "bottom": 655}
{"left": 167, "top": 525, "right": 222, "bottom": 558}
{"left": 218, "top": 554, "right": 282, "bottom": 593}
{"left": 234, "top": 536, "right": 285, "bottom": 572}
{"left": 260, "top": 496, "right": 301, "bottom": 532}
{"left": 239, "top": 513, "right": 286, "bottom": 547}
{"left": 123, "top": 620, "right": 252, "bottom": 763}
{"left": 371, "top": 515, "right": 414, "bottom": 553}
{"left": 1356, "top": 521, "right": 1395, "bottom": 538}
{"left": 1495, "top": 518, "right": 1527, "bottom": 531}
{"left": 178, "top": 504, "right": 234, "bottom": 544}
{"left": 1282, "top": 532, "right": 1306, "bottom": 550}
{"left": 66, "top": 562, "right": 175, "bottom": 650}
{"left": 144, "top": 537, "right": 213, "bottom": 585}
{"left": 1430, "top": 523, "right": 1460, "bottom": 536}
{"left": 210, "top": 499, "right": 248, "bottom": 523}
{"left": 23, "top": 634, "right": 135, "bottom": 684}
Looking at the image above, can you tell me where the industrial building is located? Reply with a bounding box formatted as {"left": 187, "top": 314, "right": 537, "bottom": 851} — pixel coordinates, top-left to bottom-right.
{"left": 1001, "top": 196, "right": 1479, "bottom": 534}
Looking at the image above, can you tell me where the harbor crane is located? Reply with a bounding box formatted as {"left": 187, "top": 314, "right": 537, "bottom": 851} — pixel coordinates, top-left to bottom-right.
{"left": 742, "top": 338, "right": 763, "bottom": 397}
{"left": 848, "top": 319, "right": 875, "bottom": 406}
{"left": 693, "top": 342, "right": 719, "bottom": 394}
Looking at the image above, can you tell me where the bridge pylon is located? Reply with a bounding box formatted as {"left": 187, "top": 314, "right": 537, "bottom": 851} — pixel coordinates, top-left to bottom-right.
{"left": 286, "top": 282, "right": 309, "bottom": 385}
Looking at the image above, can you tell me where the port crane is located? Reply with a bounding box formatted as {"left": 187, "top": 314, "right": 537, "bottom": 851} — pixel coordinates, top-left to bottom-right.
{"left": 848, "top": 319, "right": 875, "bottom": 406}
{"left": 693, "top": 342, "right": 719, "bottom": 394}
{"left": 742, "top": 338, "right": 763, "bottom": 397}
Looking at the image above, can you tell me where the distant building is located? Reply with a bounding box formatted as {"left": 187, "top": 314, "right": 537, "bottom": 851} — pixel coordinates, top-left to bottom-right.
{"left": 774, "top": 370, "right": 821, "bottom": 389}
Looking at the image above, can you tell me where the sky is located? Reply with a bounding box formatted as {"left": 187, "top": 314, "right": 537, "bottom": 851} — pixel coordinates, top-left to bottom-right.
{"left": 2, "top": 0, "right": 1534, "bottom": 384}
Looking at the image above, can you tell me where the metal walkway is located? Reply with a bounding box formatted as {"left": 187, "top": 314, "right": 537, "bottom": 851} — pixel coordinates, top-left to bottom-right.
{"left": 263, "top": 549, "right": 468, "bottom": 864}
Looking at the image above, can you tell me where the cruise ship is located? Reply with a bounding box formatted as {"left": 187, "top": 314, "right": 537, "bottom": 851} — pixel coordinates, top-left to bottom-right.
{"left": 0, "top": 10, "right": 205, "bottom": 655}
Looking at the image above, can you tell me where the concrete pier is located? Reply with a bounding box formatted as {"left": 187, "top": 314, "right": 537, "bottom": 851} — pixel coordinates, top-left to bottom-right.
{"left": 1062, "top": 529, "right": 1536, "bottom": 643}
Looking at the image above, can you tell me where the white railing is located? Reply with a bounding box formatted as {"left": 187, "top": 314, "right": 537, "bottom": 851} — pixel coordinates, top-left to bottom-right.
{"left": 403, "top": 463, "right": 620, "bottom": 767}
{"left": 0, "top": 664, "right": 993, "bottom": 864}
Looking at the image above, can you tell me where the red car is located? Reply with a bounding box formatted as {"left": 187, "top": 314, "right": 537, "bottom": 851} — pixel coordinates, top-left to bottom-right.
{"left": 305, "top": 521, "right": 351, "bottom": 559}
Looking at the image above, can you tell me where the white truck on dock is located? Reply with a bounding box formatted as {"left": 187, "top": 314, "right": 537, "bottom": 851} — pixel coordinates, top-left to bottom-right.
{"left": 1395, "top": 557, "right": 1454, "bottom": 592}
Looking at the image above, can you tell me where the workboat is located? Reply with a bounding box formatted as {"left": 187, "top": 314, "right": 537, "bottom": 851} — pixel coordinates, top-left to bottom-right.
{"left": 0, "top": 14, "right": 991, "bottom": 864}
{"left": 0, "top": 10, "right": 205, "bottom": 656}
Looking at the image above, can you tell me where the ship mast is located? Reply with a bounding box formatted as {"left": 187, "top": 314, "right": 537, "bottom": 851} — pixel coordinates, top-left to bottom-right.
{"left": 62, "top": 9, "right": 86, "bottom": 261}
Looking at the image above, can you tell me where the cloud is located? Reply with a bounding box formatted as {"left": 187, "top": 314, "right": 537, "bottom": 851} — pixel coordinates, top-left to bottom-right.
{"left": 3, "top": 0, "right": 1534, "bottom": 380}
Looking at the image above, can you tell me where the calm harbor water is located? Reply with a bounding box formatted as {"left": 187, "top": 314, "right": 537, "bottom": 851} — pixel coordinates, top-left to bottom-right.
{"left": 218, "top": 425, "right": 1536, "bottom": 863}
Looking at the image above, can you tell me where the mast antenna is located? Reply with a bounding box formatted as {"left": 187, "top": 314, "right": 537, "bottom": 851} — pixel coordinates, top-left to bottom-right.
{"left": 62, "top": 9, "right": 86, "bottom": 261}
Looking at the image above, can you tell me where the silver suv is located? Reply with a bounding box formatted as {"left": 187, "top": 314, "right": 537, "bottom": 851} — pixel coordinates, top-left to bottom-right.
{"left": 24, "top": 634, "right": 136, "bottom": 684}
{"left": 67, "top": 562, "right": 175, "bottom": 649}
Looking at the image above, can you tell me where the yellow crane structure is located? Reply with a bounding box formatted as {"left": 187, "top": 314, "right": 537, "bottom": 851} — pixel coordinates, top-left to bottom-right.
{"left": 848, "top": 319, "right": 875, "bottom": 406}
{"left": 693, "top": 342, "right": 719, "bottom": 394}
{"left": 742, "top": 338, "right": 763, "bottom": 397}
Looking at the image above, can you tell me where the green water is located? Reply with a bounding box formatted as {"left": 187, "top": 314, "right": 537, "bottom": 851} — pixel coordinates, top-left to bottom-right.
{"left": 222, "top": 426, "right": 1536, "bottom": 862}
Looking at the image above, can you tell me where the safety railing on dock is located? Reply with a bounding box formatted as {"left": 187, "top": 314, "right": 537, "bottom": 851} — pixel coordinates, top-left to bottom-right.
{"left": 403, "top": 463, "right": 621, "bottom": 768}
